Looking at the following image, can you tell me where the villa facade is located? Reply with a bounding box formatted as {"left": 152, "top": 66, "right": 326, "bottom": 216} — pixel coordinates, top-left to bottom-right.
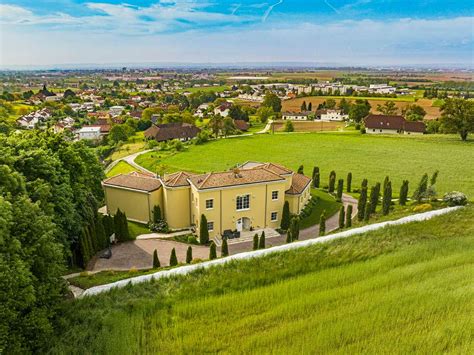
{"left": 102, "top": 162, "right": 312, "bottom": 238}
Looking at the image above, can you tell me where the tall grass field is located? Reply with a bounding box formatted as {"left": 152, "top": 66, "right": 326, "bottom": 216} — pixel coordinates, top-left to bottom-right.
{"left": 135, "top": 133, "right": 474, "bottom": 198}
{"left": 49, "top": 206, "right": 474, "bottom": 353}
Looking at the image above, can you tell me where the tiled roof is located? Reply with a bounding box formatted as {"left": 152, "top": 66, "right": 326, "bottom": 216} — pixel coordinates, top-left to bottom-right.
{"left": 234, "top": 119, "right": 249, "bottom": 131}
{"left": 189, "top": 167, "right": 285, "bottom": 190}
{"left": 103, "top": 173, "right": 162, "bottom": 192}
{"left": 144, "top": 122, "right": 200, "bottom": 142}
{"left": 163, "top": 171, "right": 195, "bottom": 187}
{"left": 404, "top": 121, "right": 426, "bottom": 133}
{"left": 286, "top": 173, "right": 311, "bottom": 195}
{"left": 240, "top": 161, "right": 293, "bottom": 175}
{"left": 364, "top": 114, "right": 405, "bottom": 130}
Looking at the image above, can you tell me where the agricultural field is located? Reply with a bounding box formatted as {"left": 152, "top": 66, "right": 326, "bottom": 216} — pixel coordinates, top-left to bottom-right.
{"left": 282, "top": 96, "right": 441, "bottom": 120}
{"left": 177, "top": 85, "right": 230, "bottom": 93}
{"left": 49, "top": 206, "right": 474, "bottom": 353}
{"left": 135, "top": 133, "right": 474, "bottom": 199}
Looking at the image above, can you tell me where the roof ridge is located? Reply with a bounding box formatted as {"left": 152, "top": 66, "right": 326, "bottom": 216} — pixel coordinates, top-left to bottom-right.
{"left": 198, "top": 172, "right": 213, "bottom": 188}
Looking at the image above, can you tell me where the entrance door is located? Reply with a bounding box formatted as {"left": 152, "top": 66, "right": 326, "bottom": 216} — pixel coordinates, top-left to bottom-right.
{"left": 236, "top": 217, "right": 251, "bottom": 231}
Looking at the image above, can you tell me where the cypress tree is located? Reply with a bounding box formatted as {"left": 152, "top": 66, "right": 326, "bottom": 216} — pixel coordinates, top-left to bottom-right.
{"left": 286, "top": 230, "right": 292, "bottom": 243}
{"left": 301, "top": 101, "right": 307, "bottom": 111}
{"left": 199, "top": 214, "right": 209, "bottom": 244}
{"left": 79, "top": 229, "right": 90, "bottom": 267}
{"left": 319, "top": 211, "right": 326, "bottom": 236}
{"left": 102, "top": 215, "right": 114, "bottom": 238}
{"left": 259, "top": 231, "right": 266, "bottom": 249}
{"left": 153, "top": 205, "right": 162, "bottom": 223}
{"left": 221, "top": 238, "right": 229, "bottom": 257}
{"left": 153, "top": 249, "right": 160, "bottom": 268}
{"left": 369, "top": 182, "right": 381, "bottom": 213}
{"left": 346, "top": 205, "right": 353, "bottom": 227}
{"left": 413, "top": 173, "right": 428, "bottom": 202}
{"left": 209, "top": 242, "right": 217, "bottom": 260}
{"left": 399, "top": 180, "right": 409, "bottom": 205}
{"left": 361, "top": 178, "right": 368, "bottom": 189}
{"left": 364, "top": 202, "right": 371, "bottom": 221}
{"left": 312, "top": 167, "right": 320, "bottom": 188}
{"left": 347, "top": 172, "right": 352, "bottom": 192}
{"left": 308, "top": 102, "right": 312, "bottom": 111}
{"left": 383, "top": 176, "right": 390, "bottom": 192}
{"left": 114, "top": 209, "right": 122, "bottom": 240}
{"left": 88, "top": 224, "right": 98, "bottom": 253}
{"left": 290, "top": 216, "right": 300, "bottom": 241}
{"left": 336, "top": 179, "right": 344, "bottom": 201}
{"left": 382, "top": 181, "right": 392, "bottom": 215}
{"left": 339, "top": 206, "right": 345, "bottom": 229}
{"left": 186, "top": 246, "right": 193, "bottom": 264}
{"left": 96, "top": 215, "right": 107, "bottom": 249}
{"left": 169, "top": 248, "right": 178, "bottom": 266}
{"left": 281, "top": 201, "right": 291, "bottom": 230}
{"left": 328, "top": 171, "right": 336, "bottom": 192}
{"left": 357, "top": 185, "right": 368, "bottom": 221}
{"left": 122, "top": 212, "right": 130, "bottom": 241}
{"left": 253, "top": 234, "right": 259, "bottom": 250}
{"left": 297, "top": 165, "right": 304, "bottom": 174}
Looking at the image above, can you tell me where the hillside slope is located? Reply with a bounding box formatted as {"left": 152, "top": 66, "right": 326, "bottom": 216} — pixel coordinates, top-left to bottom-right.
{"left": 50, "top": 207, "right": 474, "bottom": 354}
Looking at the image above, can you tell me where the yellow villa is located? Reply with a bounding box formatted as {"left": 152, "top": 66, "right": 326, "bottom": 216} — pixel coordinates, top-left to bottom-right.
{"left": 102, "top": 162, "right": 312, "bottom": 238}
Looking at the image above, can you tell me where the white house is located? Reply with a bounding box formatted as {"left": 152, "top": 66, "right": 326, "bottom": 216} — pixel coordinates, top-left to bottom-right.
{"left": 109, "top": 106, "right": 125, "bottom": 117}
{"left": 17, "top": 108, "right": 51, "bottom": 129}
{"left": 317, "top": 109, "right": 348, "bottom": 121}
{"left": 281, "top": 112, "right": 311, "bottom": 120}
{"left": 76, "top": 126, "right": 102, "bottom": 140}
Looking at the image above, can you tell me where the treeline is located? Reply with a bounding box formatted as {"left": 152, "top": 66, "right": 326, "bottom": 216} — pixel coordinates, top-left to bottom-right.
{"left": 0, "top": 129, "right": 105, "bottom": 352}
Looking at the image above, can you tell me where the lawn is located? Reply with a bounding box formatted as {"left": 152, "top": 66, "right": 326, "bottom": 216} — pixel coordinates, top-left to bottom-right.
{"left": 135, "top": 133, "right": 474, "bottom": 199}
{"left": 109, "top": 131, "right": 146, "bottom": 161}
{"left": 106, "top": 161, "right": 137, "bottom": 177}
{"left": 128, "top": 221, "right": 150, "bottom": 239}
{"left": 49, "top": 206, "right": 474, "bottom": 353}
{"left": 299, "top": 189, "right": 341, "bottom": 229}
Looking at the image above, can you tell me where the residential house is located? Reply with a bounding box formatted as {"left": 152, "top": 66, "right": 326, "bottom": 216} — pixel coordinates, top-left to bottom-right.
{"left": 281, "top": 111, "right": 311, "bottom": 120}
{"left": 17, "top": 108, "right": 52, "bottom": 129}
{"left": 316, "top": 109, "right": 348, "bottom": 121}
{"left": 109, "top": 105, "right": 125, "bottom": 117}
{"left": 76, "top": 126, "right": 102, "bottom": 140}
{"left": 144, "top": 122, "right": 201, "bottom": 142}
{"left": 214, "top": 102, "right": 232, "bottom": 117}
{"left": 364, "top": 114, "right": 426, "bottom": 135}
{"left": 102, "top": 162, "right": 312, "bottom": 238}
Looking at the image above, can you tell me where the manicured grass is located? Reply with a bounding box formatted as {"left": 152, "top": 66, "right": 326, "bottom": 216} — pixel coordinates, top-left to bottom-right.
{"left": 106, "top": 161, "right": 138, "bottom": 177}
{"left": 135, "top": 133, "right": 474, "bottom": 199}
{"left": 128, "top": 221, "right": 150, "bottom": 239}
{"left": 49, "top": 206, "right": 474, "bottom": 353}
{"left": 299, "top": 189, "right": 341, "bottom": 229}
{"left": 110, "top": 132, "right": 146, "bottom": 161}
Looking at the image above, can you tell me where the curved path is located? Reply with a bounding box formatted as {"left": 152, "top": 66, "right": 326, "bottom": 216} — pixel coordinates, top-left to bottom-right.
{"left": 105, "top": 149, "right": 154, "bottom": 175}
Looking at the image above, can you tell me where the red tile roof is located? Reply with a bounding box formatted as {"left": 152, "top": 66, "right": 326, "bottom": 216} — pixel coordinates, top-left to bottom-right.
{"left": 145, "top": 122, "right": 200, "bottom": 142}
{"left": 286, "top": 173, "right": 311, "bottom": 195}
{"left": 404, "top": 121, "right": 426, "bottom": 133}
{"left": 103, "top": 173, "right": 162, "bottom": 192}
{"left": 364, "top": 114, "right": 405, "bottom": 130}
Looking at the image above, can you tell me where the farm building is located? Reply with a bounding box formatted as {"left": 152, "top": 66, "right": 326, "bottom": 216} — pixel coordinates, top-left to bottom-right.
{"left": 145, "top": 122, "right": 201, "bottom": 142}
{"left": 364, "top": 115, "right": 425, "bottom": 135}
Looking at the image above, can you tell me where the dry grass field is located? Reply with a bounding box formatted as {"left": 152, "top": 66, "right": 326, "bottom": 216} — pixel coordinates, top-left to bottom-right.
{"left": 282, "top": 97, "right": 441, "bottom": 120}
{"left": 272, "top": 120, "right": 345, "bottom": 132}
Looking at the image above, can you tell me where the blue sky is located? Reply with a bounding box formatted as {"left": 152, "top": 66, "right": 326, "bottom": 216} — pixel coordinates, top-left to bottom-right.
{"left": 0, "top": 1, "right": 473, "bottom": 67}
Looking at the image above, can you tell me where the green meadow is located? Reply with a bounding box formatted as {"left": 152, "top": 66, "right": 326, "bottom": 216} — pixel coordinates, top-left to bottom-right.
{"left": 135, "top": 132, "right": 474, "bottom": 198}
{"left": 49, "top": 206, "right": 474, "bottom": 353}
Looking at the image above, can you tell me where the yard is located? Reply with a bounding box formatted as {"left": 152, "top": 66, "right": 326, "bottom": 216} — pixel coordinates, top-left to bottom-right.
{"left": 299, "top": 189, "right": 341, "bottom": 229}
{"left": 106, "top": 161, "right": 138, "bottom": 177}
{"left": 49, "top": 206, "right": 474, "bottom": 353}
{"left": 135, "top": 133, "right": 474, "bottom": 199}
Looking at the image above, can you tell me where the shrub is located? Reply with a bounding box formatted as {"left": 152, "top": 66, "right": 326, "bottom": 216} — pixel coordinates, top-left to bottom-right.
{"left": 443, "top": 191, "right": 468, "bottom": 206}
{"left": 129, "top": 267, "right": 138, "bottom": 274}
{"left": 259, "top": 231, "right": 266, "bottom": 249}
{"left": 319, "top": 211, "right": 326, "bottom": 236}
{"left": 149, "top": 220, "right": 169, "bottom": 233}
{"left": 153, "top": 205, "right": 162, "bottom": 223}
{"left": 209, "top": 242, "right": 217, "bottom": 260}
{"left": 345, "top": 205, "right": 353, "bottom": 227}
{"left": 284, "top": 120, "right": 294, "bottom": 132}
{"left": 186, "top": 246, "right": 193, "bottom": 264}
{"left": 187, "top": 235, "right": 198, "bottom": 244}
{"left": 338, "top": 206, "right": 345, "bottom": 229}
{"left": 297, "top": 165, "right": 304, "bottom": 174}
{"left": 199, "top": 214, "right": 209, "bottom": 244}
{"left": 413, "top": 173, "right": 429, "bottom": 203}
{"left": 253, "top": 234, "right": 259, "bottom": 250}
{"left": 412, "top": 203, "right": 433, "bottom": 212}
{"left": 152, "top": 249, "right": 160, "bottom": 268}
{"left": 221, "top": 238, "right": 229, "bottom": 257}
{"left": 169, "top": 248, "right": 178, "bottom": 266}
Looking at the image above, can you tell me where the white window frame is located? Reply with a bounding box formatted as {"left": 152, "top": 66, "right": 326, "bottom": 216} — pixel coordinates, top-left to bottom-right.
{"left": 207, "top": 221, "right": 214, "bottom": 232}
{"left": 271, "top": 190, "right": 279, "bottom": 200}
{"left": 271, "top": 211, "right": 278, "bottom": 222}
{"left": 236, "top": 194, "right": 250, "bottom": 211}
{"left": 205, "top": 199, "right": 214, "bottom": 210}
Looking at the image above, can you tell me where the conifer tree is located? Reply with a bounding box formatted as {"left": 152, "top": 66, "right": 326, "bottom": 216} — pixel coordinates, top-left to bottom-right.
{"left": 364, "top": 202, "right": 371, "bottom": 221}
{"left": 209, "top": 242, "right": 217, "bottom": 260}
{"left": 339, "top": 206, "right": 345, "bottom": 229}
{"left": 153, "top": 249, "right": 160, "bottom": 268}
{"left": 122, "top": 212, "right": 130, "bottom": 241}
{"left": 383, "top": 176, "right": 390, "bottom": 192}
{"left": 347, "top": 172, "right": 352, "bottom": 192}
{"left": 153, "top": 205, "right": 162, "bottom": 223}
{"left": 328, "top": 171, "right": 336, "bottom": 192}
{"left": 221, "top": 238, "right": 229, "bottom": 257}
{"left": 169, "top": 247, "right": 178, "bottom": 266}
{"left": 413, "top": 173, "right": 428, "bottom": 203}
{"left": 308, "top": 102, "right": 312, "bottom": 111}
{"left": 253, "top": 234, "right": 259, "bottom": 250}
{"left": 369, "top": 182, "right": 381, "bottom": 213}
{"left": 186, "top": 246, "right": 193, "bottom": 264}
{"left": 259, "top": 231, "right": 266, "bottom": 249}
{"left": 289, "top": 216, "right": 300, "bottom": 241}
{"left": 281, "top": 201, "right": 291, "bottom": 230}
{"left": 382, "top": 181, "right": 392, "bottom": 215}
{"left": 96, "top": 215, "right": 107, "bottom": 249}
{"left": 399, "top": 180, "right": 409, "bottom": 205}
{"left": 199, "top": 214, "right": 209, "bottom": 244}
{"left": 361, "top": 178, "right": 368, "bottom": 189}
{"left": 319, "top": 211, "right": 326, "bottom": 236}
{"left": 336, "top": 179, "right": 344, "bottom": 201}
{"left": 357, "top": 185, "right": 368, "bottom": 221}
{"left": 286, "top": 230, "right": 292, "bottom": 243}
{"left": 113, "top": 209, "right": 123, "bottom": 240}
{"left": 312, "top": 166, "right": 320, "bottom": 188}
{"left": 301, "top": 100, "right": 307, "bottom": 111}
{"left": 297, "top": 165, "right": 304, "bottom": 174}
{"left": 345, "top": 205, "right": 353, "bottom": 227}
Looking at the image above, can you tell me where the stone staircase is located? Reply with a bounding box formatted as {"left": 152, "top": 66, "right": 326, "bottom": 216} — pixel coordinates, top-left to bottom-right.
{"left": 213, "top": 228, "right": 281, "bottom": 246}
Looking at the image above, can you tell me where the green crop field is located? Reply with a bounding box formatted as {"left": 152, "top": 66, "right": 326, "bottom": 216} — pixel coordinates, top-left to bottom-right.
{"left": 49, "top": 206, "right": 474, "bottom": 353}
{"left": 135, "top": 133, "right": 474, "bottom": 199}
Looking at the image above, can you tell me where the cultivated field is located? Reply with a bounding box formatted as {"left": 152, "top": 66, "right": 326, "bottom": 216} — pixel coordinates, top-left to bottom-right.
{"left": 282, "top": 96, "right": 441, "bottom": 120}
{"left": 49, "top": 206, "right": 474, "bottom": 353}
{"left": 135, "top": 133, "right": 474, "bottom": 198}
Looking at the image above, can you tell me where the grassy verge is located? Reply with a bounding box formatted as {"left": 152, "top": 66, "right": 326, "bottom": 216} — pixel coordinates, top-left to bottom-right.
{"left": 299, "top": 189, "right": 341, "bottom": 229}
{"left": 106, "top": 161, "right": 138, "bottom": 177}
{"left": 49, "top": 206, "right": 473, "bottom": 353}
{"left": 128, "top": 221, "right": 150, "bottom": 239}
{"left": 109, "top": 132, "right": 146, "bottom": 161}
{"left": 68, "top": 269, "right": 157, "bottom": 289}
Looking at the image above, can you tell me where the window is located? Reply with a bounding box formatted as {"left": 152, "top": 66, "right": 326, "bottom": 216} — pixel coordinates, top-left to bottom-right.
{"left": 207, "top": 221, "right": 214, "bottom": 231}
{"left": 271, "top": 190, "right": 278, "bottom": 200}
{"left": 271, "top": 212, "right": 278, "bottom": 221}
{"left": 236, "top": 194, "right": 250, "bottom": 210}
{"left": 206, "top": 199, "right": 214, "bottom": 209}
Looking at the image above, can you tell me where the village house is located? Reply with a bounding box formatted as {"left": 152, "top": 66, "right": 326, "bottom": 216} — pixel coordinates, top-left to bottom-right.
{"left": 214, "top": 102, "right": 232, "bottom": 117}
{"left": 281, "top": 111, "right": 312, "bottom": 120}
{"left": 316, "top": 109, "right": 348, "bottom": 121}
{"left": 364, "top": 114, "right": 426, "bottom": 135}
{"left": 17, "top": 108, "right": 52, "bottom": 129}
{"left": 144, "top": 122, "right": 201, "bottom": 142}
{"left": 102, "top": 162, "right": 312, "bottom": 238}
{"left": 76, "top": 126, "right": 102, "bottom": 140}
{"left": 109, "top": 105, "right": 125, "bottom": 117}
